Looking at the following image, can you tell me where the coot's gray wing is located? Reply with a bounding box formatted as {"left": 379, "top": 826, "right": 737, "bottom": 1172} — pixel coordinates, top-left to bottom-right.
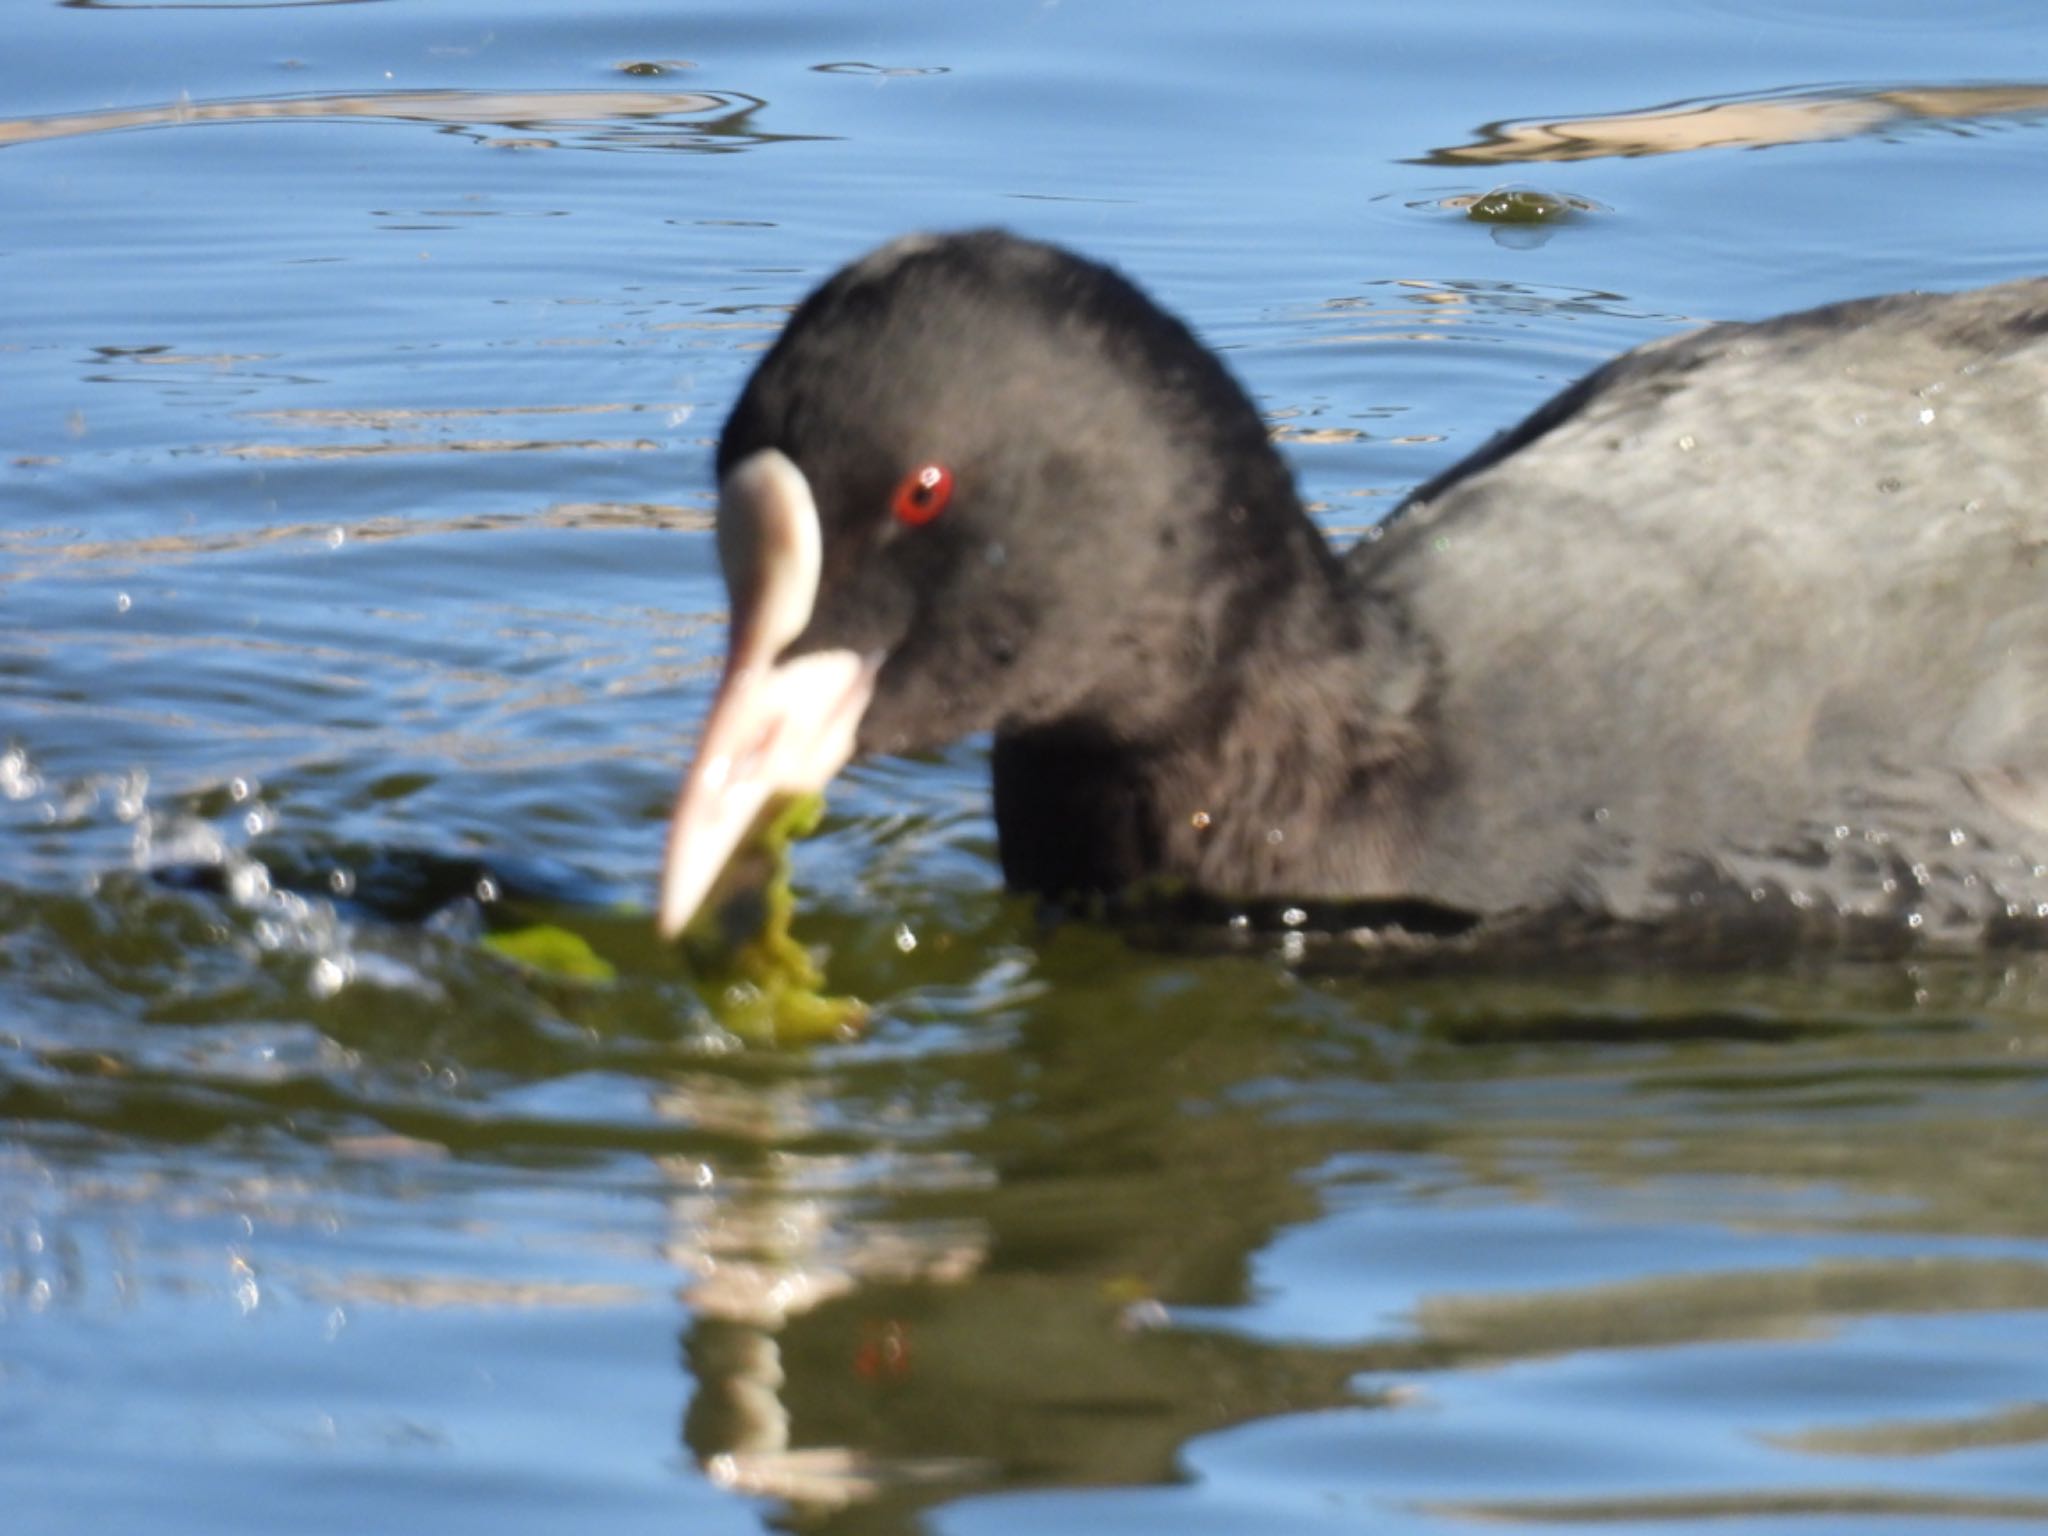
{"left": 1353, "top": 278, "right": 2048, "bottom": 924}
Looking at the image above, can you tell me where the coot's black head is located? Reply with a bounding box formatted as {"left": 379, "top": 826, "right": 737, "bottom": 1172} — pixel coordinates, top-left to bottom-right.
{"left": 659, "top": 230, "right": 1329, "bottom": 935}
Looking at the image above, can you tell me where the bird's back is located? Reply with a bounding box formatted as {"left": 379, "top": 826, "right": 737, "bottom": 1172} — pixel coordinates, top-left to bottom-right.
{"left": 1350, "top": 278, "right": 2048, "bottom": 932}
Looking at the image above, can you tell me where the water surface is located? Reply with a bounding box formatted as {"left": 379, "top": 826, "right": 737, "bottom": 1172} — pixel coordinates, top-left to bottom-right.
{"left": 6, "top": 1, "right": 2048, "bottom": 1532}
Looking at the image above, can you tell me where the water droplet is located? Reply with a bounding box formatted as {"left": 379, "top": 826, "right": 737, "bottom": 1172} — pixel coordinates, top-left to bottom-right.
{"left": 1917, "top": 407, "right": 1937, "bottom": 426}
{"left": 0, "top": 748, "right": 41, "bottom": 802}
{"left": 309, "top": 957, "right": 347, "bottom": 998}
{"left": 230, "top": 863, "right": 273, "bottom": 905}
{"left": 893, "top": 923, "right": 917, "bottom": 953}
{"left": 1280, "top": 907, "right": 1307, "bottom": 928}
{"left": 1675, "top": 434, "right": 1696, "bottom": 452}
{"left": 114, "top": 592, "right": 131, "bottom": 614}
{"left": 1949, "top": 828, "right": 1968, "bottom": 847}
{"left": 1120, "top": 1298, "right": 1171, "bottom": 1332}
{"left": 1265, "top": 827, "right": 1285, "bottom": 846}
{"left": 326, "top": 526, "right": 346, "bottom": 549}
{"left": 230, "top": 1254, "right": 261, "bottom": 1315}
{"left": 1190, "top": 809, "right": 1212, "bottom": 831}
{"left": 475, "top": 876, "right": 500, "bottom": 903}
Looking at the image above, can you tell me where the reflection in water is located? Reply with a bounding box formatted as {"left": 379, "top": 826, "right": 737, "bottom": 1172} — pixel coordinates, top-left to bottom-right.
{"left": 6, "top": 817, "right": 2048, "bottom": 1530}
{"left": 1425, "top": 81, "right": 2048, "bottom": 164}
{"left": 653, "top": 1069, "right": 988, "bottom": 1505}
{"left": 0, "top": 501, "right": 710, "bottom": 584}
{"left": 0, "top": 88, "right": 823, "bottom": 154}
{"left": 62, "top": 0, "right": 384, "bottom": 9}
{"left": 1767, "top": 1401, "right": 2048, "bottom": 1457}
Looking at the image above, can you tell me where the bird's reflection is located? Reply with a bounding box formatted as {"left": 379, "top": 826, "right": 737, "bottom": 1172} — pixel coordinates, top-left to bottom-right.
{"left": 654, "top": 1069, "right": 989, "bottom": 1507}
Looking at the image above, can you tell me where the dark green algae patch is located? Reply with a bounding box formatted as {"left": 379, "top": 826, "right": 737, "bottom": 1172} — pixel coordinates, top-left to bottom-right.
{"left": 484, "top": 793, "right": 864, "bottom": 1045}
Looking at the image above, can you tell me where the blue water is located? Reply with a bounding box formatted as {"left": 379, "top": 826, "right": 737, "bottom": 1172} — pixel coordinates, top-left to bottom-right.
{"left": 6, "top": 1, "right": 2048, "bottom": 1532}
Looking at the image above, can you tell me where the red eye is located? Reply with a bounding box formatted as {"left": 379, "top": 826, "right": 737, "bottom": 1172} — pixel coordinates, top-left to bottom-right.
{"left": 891, "top": 463, "right": 954, "bottom": 527}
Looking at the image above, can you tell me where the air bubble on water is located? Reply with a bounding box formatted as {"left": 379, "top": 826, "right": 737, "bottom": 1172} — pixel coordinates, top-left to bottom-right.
{"left": 893, "top": 923, "right": 917, "bottom": 953}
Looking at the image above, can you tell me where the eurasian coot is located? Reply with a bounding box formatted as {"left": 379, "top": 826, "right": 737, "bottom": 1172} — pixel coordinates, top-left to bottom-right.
{"left": 659, "top": 231, "right": 2048, "bottom": 947}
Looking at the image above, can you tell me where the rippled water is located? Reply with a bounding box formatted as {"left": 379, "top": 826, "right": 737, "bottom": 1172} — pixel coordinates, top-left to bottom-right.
{"left": 6, "top": 1, "right": 2048, "bottom": 1532}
